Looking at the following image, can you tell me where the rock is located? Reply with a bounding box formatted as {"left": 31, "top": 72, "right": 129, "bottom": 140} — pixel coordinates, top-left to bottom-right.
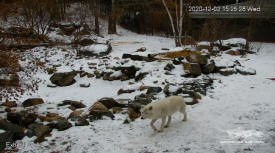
{"left": 135, "top": 72, "right": 149, "bottom": 81}
{"left": 59, "top": 24, "right": 76, "bottom": 36}
{"left": 46, "top": 68, "right": 56, "bottom": 74}
{"left": 219, "top": 68, "right": 236, "bottom": 76}
{"left": 226, "top": 50, "right": 241, "bottom": 56}
{"left": 1, "top": 101, "right": 17, "bottom": 107}
{"left": 197, "top": 44, "right": 212, "bottom": 51}
{"left": 128, "top": 107, "right": 141, "bottom": 121}
{"left": 69, "top": 110, "right": 84, "bottom": 119}
{"left": 98, "top": 97, "right": 127, "bottom": 109}
{"left": 112, "top": 107, "right": 123, "bottom": 114}
{"left": 236, "top": 67, "right": 256, "bottom": 75}
{"left": 79, "top": 43, "right": 112, "bottom": 57}
{"left": 89, "top": 111, "right": 114, "bottom": 121}
{"left": 117, "top": 89, "right": 135, "bottom": 95}
{"left": 133, "top": 94, "right": 154, "bottom": 105}
{"left": 139, "top": 85, "right": 151, "bottom": 91}
{"left": 39, "top": 113, "right": 64, "bottom": 122}
{"left": 47, "top": 119, "right": 72, "bottom": 131}
{"left": 186, "top": 54, "right": 208, "bottom": 65}
{"left": 70, "top": 116, "right": 89, "bottom": 126}
{"left": 80, "top": 83, "right": 90, "bottom": 88}
{"left": 122, "top": 54, "right": 156, "bottom": 62}
{"left": 102, "top": 72, "right": 118, "bottom": 81}
{"left": 90, "top": 102, "right": 109, "bottom": 112}
{"left": 163, "top": 84, "right": 182, "bottom": 96}
{"left": 123, "top": 118, "right": 130, "bottom": 124}
{"left": 50, "top": 72, "right": 77, "bottom": 86}
{"left": 7, "top": 111, "right": 37, "bottom": 127}
{"left": 182, "top": 91, "right": 202, "bottom": 100}
{"left": 113, "top": 66, "right": 140, "bottom": 80}
{"left": 76, "top": 38, "right": 94, "bottom": 46}
{"left": 136, "top": 47, "right": 146, "bottom": 52}
{"left": 164, "top": 63, "right": 175, "bottom": 71}
{"left": 146, "top": 87, "right": 162, "bottom": 95}
{"left": 26, "top": 123, "right": 51, "bottom": 138}
{"left": 183, "top": 63, "right": 202, "bottom": 77}
{"left": 172, "top": 57, "right": 184, "bottom": 65}
{"left": 58, "top": 100, "right": 86, "bottom": 109}
{"left": 22, "top": 98, "right": 44, "bottom": 107}
{"left": 202, "top": 60, "right": 215, "bottom": 74}
{"left": 0, "top": 119, "right": 24, "bottom": 140}
{"left": 185, "top": 98, "right": 199, "bottom": 105}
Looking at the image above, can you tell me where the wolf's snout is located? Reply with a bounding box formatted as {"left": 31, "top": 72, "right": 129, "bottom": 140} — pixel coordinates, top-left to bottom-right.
{"left": 141, "top": 117, "right": 144, "bottom": 119}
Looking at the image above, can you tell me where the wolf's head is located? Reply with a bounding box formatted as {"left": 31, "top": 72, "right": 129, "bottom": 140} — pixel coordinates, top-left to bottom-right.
{"left": 140, "top": 105, "right": 153, "bottom": 119}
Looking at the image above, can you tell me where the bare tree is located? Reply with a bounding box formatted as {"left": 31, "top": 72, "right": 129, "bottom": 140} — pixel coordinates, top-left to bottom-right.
{"left": 162, "top": 0, "right": 185, "bottom": 46}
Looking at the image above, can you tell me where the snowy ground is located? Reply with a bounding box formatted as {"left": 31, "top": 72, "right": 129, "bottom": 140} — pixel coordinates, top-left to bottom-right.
{"left": 1, "top": 26, "right": 275, "bottom": 153}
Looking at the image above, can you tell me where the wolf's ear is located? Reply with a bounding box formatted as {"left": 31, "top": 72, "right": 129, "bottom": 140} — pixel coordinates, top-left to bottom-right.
{"left": 149, "top": 106, "right": 153, "bottom": 110}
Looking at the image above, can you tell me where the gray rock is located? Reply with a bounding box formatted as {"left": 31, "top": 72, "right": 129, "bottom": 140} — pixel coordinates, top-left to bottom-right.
{"left": 146, "top": 87, "right": 162, "bottom": 95}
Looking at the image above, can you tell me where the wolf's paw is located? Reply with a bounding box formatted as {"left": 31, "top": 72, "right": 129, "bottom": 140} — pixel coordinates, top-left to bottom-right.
{"left": 182, "top": 118, "right": 187, "bottom": 122}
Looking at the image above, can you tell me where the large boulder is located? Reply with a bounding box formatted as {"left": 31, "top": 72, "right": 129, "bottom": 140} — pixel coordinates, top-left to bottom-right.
{"left": 22, "top": 98, "right": 44, "bottom": 107}
{"left": 113, "top": 66, "right": 140, "bottom": 80}
{"left": 79, "top": 43, "right": 112, "bottom": 57}
{"left": 97, "top": 97, "right": 127, "bottom": 109}
{"left": 88, "top": 102, "right": 114, "bottom": 121}
{"left": 26, "top": 123, "right": 51, "bottom": 138}
{"left": 133, "top": 94, "right": 154, "bottom": 105}
{"left": 47, "top": 119, "right": 72, "bottom": 131}
{"left": 183, "top": 62, "right": 202, "bottom": 77}
{"left": 7, "top": 111, "right": 37, "bottom": 127}
{"left": 202, "top": 60, "right": 215, "bottom": 74}
{"left": 0, "top": 119, "right": 24, "bottom": 140}
{"left": 50, "top": 72, "right": 77, "bottom": 86}
{"left": 186, "top": 54, "right": 208, "bottom": 65}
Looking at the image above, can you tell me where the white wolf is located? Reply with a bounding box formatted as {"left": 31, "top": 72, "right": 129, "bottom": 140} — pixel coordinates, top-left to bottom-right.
{"left": 140, "top": 96, "right": 187, "bottom": 132}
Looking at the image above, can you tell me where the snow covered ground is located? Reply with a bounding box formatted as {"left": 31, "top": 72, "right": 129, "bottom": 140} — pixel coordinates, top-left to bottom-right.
{"left": 1, "top": 26, "right": 275, "bottom": 153}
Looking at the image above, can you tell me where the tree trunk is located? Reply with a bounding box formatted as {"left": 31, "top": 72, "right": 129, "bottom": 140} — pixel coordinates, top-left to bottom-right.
{"left": 95, "top": 14, "right": 99, "bottom": 35}
{"left": 108, "top": 0, "right": 117, "bottom": 34}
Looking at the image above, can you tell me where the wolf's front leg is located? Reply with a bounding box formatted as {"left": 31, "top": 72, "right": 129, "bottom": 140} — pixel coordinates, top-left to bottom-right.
{"left": 150, "top": 119, "right": 157, "bottom": 131}
{"left": 159, "top": 117, "right": 166, "bottom": 132}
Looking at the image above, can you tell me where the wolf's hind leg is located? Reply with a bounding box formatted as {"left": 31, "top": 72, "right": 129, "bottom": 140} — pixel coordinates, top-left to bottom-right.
{"left": 182, "top": 111, "right": 187, "bottom": 121}
{"left": 150, "top": 119, "right": 157, "bottom": 131}
{"left": 165, "top": 116, "right": 171, "bottom": 128}
{"left": 180, "top": 106, "right": 187, "bottom": 121}
{"left": 159, "top": 117, "right": 166, "bottom": 132}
